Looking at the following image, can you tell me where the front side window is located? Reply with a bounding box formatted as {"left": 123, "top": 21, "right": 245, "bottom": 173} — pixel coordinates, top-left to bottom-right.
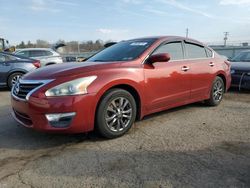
{"left": 185, "top": 43, "right": 207, "bottom": 59}
{"left": 87, "top": 38, "right": 157, "bottom": 62}
{"left": 152, "top": 42, "right": 184, "bottom": 60}
{"left": 16, "top": 50, "right": 29, "bottom": 57}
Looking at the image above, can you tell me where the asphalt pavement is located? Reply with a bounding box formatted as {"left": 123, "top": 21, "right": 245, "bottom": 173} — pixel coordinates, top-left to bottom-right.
{"left": 0, "top": 88, "right": 249, "bottom": 188}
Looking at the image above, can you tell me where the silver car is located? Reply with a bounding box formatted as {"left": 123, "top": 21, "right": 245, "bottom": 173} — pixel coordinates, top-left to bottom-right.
{"left": 15, "top": 48, "right": 63, "bottom": 66}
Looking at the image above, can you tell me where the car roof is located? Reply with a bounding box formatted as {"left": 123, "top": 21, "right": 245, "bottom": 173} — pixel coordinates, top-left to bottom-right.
{"left": 128, "top": 36, "right": 205, "bottom": 46}
{"left": 16, "top": 48, "right": 54, "bottom": 51}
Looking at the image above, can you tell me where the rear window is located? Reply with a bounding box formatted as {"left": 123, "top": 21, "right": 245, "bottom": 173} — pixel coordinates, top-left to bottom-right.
{"left": 185, "top": 43, "right": 207, "bottom": 59}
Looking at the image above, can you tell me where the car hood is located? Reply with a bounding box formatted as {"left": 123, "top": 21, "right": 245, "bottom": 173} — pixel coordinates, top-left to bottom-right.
{"left": 230, "top": 61, "right": 250, "bottom": 70}
{"left": 22, "top": 61, "right": 121, "bottom": 80}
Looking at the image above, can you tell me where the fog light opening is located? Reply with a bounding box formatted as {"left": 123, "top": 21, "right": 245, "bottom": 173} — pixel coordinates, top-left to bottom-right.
{"left": 45, "top": 112, "right": 76, "bottom": 128}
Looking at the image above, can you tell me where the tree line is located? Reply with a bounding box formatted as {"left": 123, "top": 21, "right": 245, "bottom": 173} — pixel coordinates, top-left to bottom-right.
{"left": 15, "top": 39, "right": 110, "bottom": 53}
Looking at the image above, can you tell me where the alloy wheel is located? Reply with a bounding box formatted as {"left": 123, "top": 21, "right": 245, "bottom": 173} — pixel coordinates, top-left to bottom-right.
{"left": 213, "top": 80, "right": 224, "bottom": 102}
{"left": 105, "top": 97, "right": 132, "bottom": 132}
{"left": 11, "top": 75, "right": 21, "bottom": 87}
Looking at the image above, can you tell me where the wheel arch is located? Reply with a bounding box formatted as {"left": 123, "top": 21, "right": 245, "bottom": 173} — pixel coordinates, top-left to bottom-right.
{"left": 216, "top": 73, "right": 227, "bottom": 92}
{"left": 95, "top": 83, "right": 143, "bottom": 123}
{"left": 7, "top": 70, "right": 27, "bottom": 88}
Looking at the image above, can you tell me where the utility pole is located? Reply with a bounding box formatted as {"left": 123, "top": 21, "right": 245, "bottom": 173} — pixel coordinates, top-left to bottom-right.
{"left": 224, "top": 32, "right": 229, "bottom": 46}
{"left": 186, "top": 28, "right": 189, "bottom": 38}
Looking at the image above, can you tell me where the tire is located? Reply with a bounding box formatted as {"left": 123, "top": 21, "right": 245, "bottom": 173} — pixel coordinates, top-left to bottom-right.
{"left": 7, "top": 72, "right": 23, "bottom": 89}
{"left": 96, "top": 89, "right": 137, "bottom": 139}
{"left": 205, "top": 76, "right": 225, "bottom": 106}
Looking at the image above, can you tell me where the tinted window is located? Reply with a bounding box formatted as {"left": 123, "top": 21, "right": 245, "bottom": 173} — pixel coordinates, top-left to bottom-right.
{"left": 30, "top": 50, "right": 46, "bottom": 57}
{"left": 205, "top": 48, "right": 213, "bottom": 58}
{"left": 0, "top": 54, "right": 16, "bottom": 62}
{"left": 87, "top": 39, "right": 157, "bottom": 62}
{"left": 231, "top": 52, "right": 250, "bottom": 62}
{"left": 44, "top": 50, "right": 53, "bottom": 56}
{"left": 153, "top": 42, "right": 183, "bottom": 60}
{"left": 16, "top": 51, "right": 29, "bottom": 57}
{"left": 185, "top": 43, "right": 207, "bottom": 59}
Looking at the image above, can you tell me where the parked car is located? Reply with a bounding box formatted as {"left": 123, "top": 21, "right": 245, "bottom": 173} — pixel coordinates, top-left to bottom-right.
{"left": 230, "top": 50, "right": 250, "bottom": 90}
{"left": 0, "top": 52, "right": 40, "bottom": 89}
{"left": 11, "top": 36, "right": 231, "bottom": 138}
{"left": 14, "top": 48, "right": 63, "bottom": 66}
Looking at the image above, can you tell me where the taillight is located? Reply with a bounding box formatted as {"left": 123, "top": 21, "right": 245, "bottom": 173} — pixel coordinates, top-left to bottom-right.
{"left": 32, "top": 60, "right": 41, "bottom": 68}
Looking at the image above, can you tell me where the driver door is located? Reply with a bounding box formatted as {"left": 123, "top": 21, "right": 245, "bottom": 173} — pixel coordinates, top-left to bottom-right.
{"left": 143, "top": 41, "right": 191, "bottom": 113}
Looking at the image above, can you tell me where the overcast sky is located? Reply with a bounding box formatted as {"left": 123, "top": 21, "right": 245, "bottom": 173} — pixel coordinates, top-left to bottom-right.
{"left": 1, "top": 0, "right": 250, "bottom": 44}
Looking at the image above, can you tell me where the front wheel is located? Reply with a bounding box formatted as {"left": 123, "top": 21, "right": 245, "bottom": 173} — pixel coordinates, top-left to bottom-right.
{"left": 205, "top": 76, "right": 225, "bottom": 106}
{"left": 7, "top": 72, "right": 23, "bottom": 89}
{"left": 96, "top": 89, "right": 137, "bottom": 138}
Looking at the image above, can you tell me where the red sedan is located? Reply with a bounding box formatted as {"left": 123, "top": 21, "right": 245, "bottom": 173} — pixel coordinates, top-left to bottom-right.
{"left": 11, "top": 36, "right": 231, "bottom": 138}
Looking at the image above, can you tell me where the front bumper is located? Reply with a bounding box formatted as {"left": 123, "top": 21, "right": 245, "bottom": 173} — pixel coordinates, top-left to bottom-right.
{"left": 11, "top": 93, "right": 98, "bottom": 133}
{"left": 231, "top": 73, "right": 250, "bottom": 90}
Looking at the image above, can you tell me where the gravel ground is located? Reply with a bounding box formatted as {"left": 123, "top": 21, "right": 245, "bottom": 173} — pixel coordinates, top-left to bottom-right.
{"left": 0, "top": 88, "right": 249, "bottom": 188}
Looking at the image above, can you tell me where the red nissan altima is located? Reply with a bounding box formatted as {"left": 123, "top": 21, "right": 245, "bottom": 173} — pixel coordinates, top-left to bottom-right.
{"left": 11, "top": 36, "right": 231, "bottom": 138}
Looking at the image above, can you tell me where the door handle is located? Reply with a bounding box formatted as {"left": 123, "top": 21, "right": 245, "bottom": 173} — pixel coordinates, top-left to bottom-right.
{"left": 209, "top": 62, "right": 215, "bottom": 67}
{"left": 181, "top": 66, "right": 190, "bottom": 72}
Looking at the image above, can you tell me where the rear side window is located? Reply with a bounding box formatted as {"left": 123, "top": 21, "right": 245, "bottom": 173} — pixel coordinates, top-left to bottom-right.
{"left": 153, "top": 42, "right": 183, "bottom": 60}
{"left": 185, "top": 43, "right": 207, "bottom": 59}
{"left": 44, "top": 50, "right": 53, "bottom": 56}
{"left": 205, "top": 48, "right": 213, "bottom": 58}
{"left": 29, "top": 50, "right": 46, "bottom": 57}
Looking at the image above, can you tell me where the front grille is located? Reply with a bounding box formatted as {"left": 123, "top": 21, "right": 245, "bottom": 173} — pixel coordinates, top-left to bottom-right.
{"left": 13, "top": 82, "right": 43, "bottom": 100}
{"left": 14, "top": 109, "right": 33, "bottom": 126}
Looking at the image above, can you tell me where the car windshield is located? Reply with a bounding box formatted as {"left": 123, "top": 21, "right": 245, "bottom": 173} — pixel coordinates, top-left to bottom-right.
{"left": 231, "top": 52, "right": 250, "bottom": 62}
{"left": 87, "top": 38, "right": 157, "bottom": 62}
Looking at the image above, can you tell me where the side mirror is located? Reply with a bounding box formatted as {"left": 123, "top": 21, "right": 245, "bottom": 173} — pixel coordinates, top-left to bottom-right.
{"left": 148, "top": 53, "right": 171, "bottom": 64}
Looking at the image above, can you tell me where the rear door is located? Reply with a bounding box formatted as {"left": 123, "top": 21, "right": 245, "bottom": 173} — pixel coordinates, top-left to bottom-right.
{"left": 184, "top": 42, "right": 215, "bottom": 100}
{"left": 29, "top": 50, "right": 47, "bottom": 66}
{"left": 144, "top": 41, "right": 192, "bottom": 112}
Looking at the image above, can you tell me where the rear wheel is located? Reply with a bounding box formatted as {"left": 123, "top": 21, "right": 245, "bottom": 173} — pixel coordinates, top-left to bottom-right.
{"left": 205, "top": 76, "right": 225, "bottom": 106}
{"left": 96, "top": 89, "right": 137, "bottom": 138}
{"left": 7, "top": 72, "right": 23, "bottom": 89}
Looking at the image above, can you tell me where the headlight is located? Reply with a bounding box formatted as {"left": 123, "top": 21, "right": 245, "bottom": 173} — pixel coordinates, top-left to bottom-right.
{"left": 45, "top": 76, "right": 97, "bottom": 97}
{"left": 231, "top": 69, "right": 235, "bottom": 74}
{"left": 247, "top": 72, "right": 250, "bottom": 76}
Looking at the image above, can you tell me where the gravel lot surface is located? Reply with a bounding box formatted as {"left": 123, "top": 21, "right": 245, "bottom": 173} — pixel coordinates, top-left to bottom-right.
{"left": 0, "top": 88, "right": 249, "bottom": 188}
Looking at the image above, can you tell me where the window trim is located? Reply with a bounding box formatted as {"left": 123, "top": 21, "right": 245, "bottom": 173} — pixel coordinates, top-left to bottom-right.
{"left": 183, "top": 41, "right": 215, "bottom": 61}
{"left": 143, "top": 40, "right": 185, "bottom": 64}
